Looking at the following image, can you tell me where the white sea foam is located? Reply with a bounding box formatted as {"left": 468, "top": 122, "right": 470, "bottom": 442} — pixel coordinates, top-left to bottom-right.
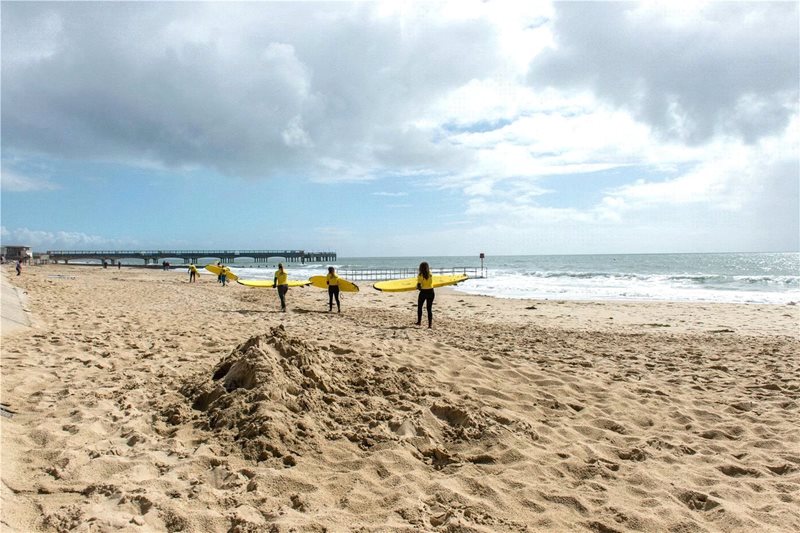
{"left": 452, "top": 271, "right": 800, "bottom": 304}
{"left": 185, "top": 252, "right": 800, "bottom": 304}
{"left": 228, "top": 264, "right": 330, "bottom": 281}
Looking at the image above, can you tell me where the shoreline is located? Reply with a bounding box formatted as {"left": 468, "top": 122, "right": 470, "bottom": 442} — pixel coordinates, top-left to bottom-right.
{"left": 1, "top": 264, "right": 798, "bottom": 531}
{"left": 31, "top": 262, "right": 800, "bottom": 307}
{"left": 448, "top": 285, "right": 800, "bottom": 307}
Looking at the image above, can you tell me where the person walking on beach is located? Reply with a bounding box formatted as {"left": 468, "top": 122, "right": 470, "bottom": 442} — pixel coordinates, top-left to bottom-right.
{"left": 216, "top": 262, "right": 224, "bottom": 284}
{"left": 273, "top": 263, "right": 289, "bottom": 312}
{"left": 15, "top": 260, "right": 22, "bottom": 276}
{"left": 220, "top": 266, "right": 230, "bottom": 287}
{"left": 326, "top": 266, "right": 341, "bottom": 313}
{"left": 188, "top": 264, "right": 198, "bottom": 283}
{"left": 416, "top": 261, "right": 435, "bottom": 328}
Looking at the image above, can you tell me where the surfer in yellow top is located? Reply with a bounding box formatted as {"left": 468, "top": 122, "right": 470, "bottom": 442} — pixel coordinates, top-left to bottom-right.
{"left": 273, "top": 263, "right": 289, "bottom": 312}
{"left": 326, "top": 266, "right": 341, "bottom": 313}
{"left": 220, "top": 266, "right": 230, "bottom": 287}
{"left": 416, "top": 261, "right": 435, "bottom": 328}
{"left": 188, "top": 264, "right": 198, "bottom": 283}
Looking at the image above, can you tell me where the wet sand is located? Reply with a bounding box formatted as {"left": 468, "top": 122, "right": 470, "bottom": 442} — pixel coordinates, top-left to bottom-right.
{"left": 1, "top": 264, "right": 798, "bottom": 532}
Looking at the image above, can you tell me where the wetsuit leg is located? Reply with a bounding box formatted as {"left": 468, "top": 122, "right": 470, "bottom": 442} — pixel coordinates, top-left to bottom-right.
{"left": 332, "top": 286, "right": 340, "bottom": 311}
{"left": 278, "top": 285, "right": 288, "bottom": 310}
{"left": 425, "top": 289, "right": 435, "bottom": 327}
{"left": 328, "top": 286, "right": 334, "bottom": 310}
{"left": 417, "top": 291, "right": 424, "bottom": 325}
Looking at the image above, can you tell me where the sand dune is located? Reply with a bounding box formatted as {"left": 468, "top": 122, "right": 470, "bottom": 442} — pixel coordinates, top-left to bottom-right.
{"left": 1, "top": 265, "right": 798, "bottom": 532}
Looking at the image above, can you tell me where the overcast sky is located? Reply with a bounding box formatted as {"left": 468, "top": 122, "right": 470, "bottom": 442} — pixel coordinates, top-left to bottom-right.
{"left": 2, "top": 1, "right": 798, "bottom": 256}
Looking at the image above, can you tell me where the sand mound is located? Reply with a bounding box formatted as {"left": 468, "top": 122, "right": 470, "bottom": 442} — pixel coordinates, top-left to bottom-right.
{"left": 178, "top": 326, "right": 531, "bottom": 470}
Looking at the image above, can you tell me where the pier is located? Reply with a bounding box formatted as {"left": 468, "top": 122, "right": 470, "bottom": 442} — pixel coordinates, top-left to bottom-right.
{"left": 45, "top": 249, "right": 336, "bottom": 265}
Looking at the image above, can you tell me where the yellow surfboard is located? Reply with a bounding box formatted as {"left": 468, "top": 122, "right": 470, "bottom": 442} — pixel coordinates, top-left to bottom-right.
{"left": 309, "top": 275, "right": 359, "bottom": 293}
{"left": 373, "top": 274, "right": 468, "bottom": 292}
{"left": 205, "top": 264, "right": 239, "bottom": 281}
{"left": 237, "top": 279, "right": 311, "bottom": 288}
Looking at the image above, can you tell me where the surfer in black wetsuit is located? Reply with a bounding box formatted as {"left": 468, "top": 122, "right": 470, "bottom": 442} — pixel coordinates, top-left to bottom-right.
{"left": 416, "top": 261, "right": 434, "bottom": 328}
{"left": 326, "top": 266, "right": 341, "bottom": 312}
{"left": 273, "top": 263, "right": 289, "bottom": 312}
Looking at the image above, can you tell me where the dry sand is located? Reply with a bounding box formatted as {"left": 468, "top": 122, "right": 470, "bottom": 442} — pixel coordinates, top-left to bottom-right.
{"left": 1, "top": 264, "right": 798, "bottom": 532}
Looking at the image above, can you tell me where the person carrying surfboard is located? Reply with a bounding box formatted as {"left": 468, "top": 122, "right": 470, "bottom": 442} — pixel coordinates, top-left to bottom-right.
{"left": 273, "top": 263, "right": 289, "bottom": 312}
{"left": 326, "top": 266, "right": 342, "bottom": 313}
{"left": 416, "top": 261, "right": 435, "bottom": 328}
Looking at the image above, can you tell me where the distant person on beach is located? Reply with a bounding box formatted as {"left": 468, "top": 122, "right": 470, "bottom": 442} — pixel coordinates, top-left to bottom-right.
{"left": 217, "top": 262, "right": 224, "bottom": 284}
{"left": 188, "top": 264, "right": 198, "bottom": 283}
{"left": 118, "top": 261, "right": 121, "bottom": 270}
{"left": 416, "top": 261, "right": 434, "bottom": 328}
{"left": 220, "top": 266, "right": 229, "bottom": 287}
{"left": 15, "top": 260, "right": 22, "bottom": 276}
{"left": 273, "top": 263, "right": 289, "bottom": 312}
{"left": 326, "top": 266, "right": 341, "bottom": 313}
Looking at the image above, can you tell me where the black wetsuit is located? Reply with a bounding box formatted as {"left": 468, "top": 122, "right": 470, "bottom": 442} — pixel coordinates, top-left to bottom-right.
{"left": 417, "top": 289, "right": 434, "bottom": 327}
{"left": 277, "top": 285, "right": 288, "bottom": 311}
{"left": 328, "top": 285, "right": 340, "bottom": 311}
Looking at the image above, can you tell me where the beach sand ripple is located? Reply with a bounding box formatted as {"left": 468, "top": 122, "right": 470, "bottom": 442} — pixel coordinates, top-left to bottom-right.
{"left": 1, "top": 265, "right": 799, "bottom": 532}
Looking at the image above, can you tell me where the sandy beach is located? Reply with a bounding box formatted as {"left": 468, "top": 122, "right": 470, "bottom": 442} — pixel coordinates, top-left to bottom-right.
{"left": 1, "top": 264, "right": 798, "bottom": 532}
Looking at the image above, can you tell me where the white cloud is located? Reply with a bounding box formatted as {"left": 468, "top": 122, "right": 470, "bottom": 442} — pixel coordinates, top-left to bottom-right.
{"left": 2, "top": 8, "right": 63, "bottom": 64}
{"left": 372, "top": 191, "right": 407, "bottom": 197}
{"left": 282, "top": 116, "right": 314, "bottom": 148}
{"left": 313, "top": 158, "right": 378, "bottom": 183}
{"left": 0, "top": 170, "right": 60, "bottom": 192}
{"left": 0, "top": 226, "right": 137, "bottom": 250}
{"left": 422, "top": 79, "right": 798, "bottom": 253}
{"left": 529, "top": 2, "right": 799, "bottom": 144}
{"left": 448, "top": 123, "right": 799, "bottom": 253}
{"left": 602, "top": 116, "right": 799, "bottom": 214}
{"left": 2, "top": 2, "right": 499, "bottom": 181}
{"left": 428, "top": 90, "right": 703, "bottom": 195}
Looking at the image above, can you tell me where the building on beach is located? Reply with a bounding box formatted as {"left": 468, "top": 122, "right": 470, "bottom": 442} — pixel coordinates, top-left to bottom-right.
{"left": 1, "top": 245, "right": 33, "bottom": 263}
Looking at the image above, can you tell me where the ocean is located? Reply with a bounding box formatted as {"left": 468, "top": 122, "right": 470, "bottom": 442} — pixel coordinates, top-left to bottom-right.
{"left": 226, "top": 252, "right": 799, "bottom": 305}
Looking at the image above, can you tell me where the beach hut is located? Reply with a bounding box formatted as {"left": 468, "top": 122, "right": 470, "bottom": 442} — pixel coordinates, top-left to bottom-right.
{"left": 1, "top": 245, "right": 32, "bottom": 264}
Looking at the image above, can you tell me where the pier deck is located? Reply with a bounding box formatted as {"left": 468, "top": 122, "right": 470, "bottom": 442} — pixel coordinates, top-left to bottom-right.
{"left": 46, "top": 249, "right": 336, "bottom": 265}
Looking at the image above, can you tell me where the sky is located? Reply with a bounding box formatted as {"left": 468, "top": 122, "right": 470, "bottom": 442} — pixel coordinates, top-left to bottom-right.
{"left": 1, "top": 1, "right": 798, "bottom": 256}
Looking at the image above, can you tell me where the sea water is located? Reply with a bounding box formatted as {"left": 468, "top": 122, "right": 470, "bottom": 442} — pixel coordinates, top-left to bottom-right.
{"left": 229, "top": 252, "right": 799, "bottom": 305}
